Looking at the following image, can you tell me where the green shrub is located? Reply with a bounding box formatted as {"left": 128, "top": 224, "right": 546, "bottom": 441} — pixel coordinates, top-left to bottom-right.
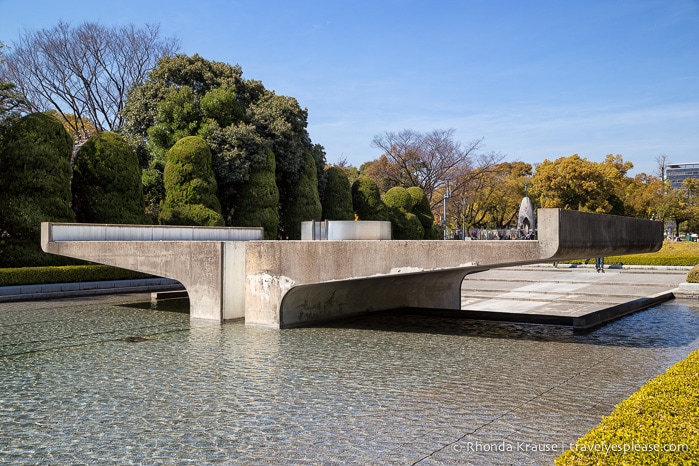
{"left": 407, "top": 186, "right": 439, "bottom": 239}
{"left": 384, "top": 187, "right": 424, "bottom": 239}
{"left": 72, "top": 132, "right": 148, "bottom": 224}
{"left": 556, "top": 348, "right": 699, "bottom": 465}
{"left": 351, "top": 177, "right": 388, "bottom": 221}
{"left": 321, "top": 166, "right": 354, "bottom": 220}
{"left": 0, "top": 265, "right": 153, "bottom": 286}
{"left": 279, "top": 152, "right": 322, "bottom": 239}
{"left": 383, "top": 186, "right": 413, "bottom": 211}
{"left": 388, "top": 208, "right": 424, "bottom": 240}
{"left": 159, "top": 136, "right": 224, "bottom": 226}
{"left": 686, "top": 265, "right": 699, "bottom": 283}
{"left": 230, "top": 148, "right": 279, "bottom": 239}
{"left": 0, "top": 112, "right": 75, "bottom": 267}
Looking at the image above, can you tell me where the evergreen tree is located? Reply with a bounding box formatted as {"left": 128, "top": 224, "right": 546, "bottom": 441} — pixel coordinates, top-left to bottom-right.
{"left": 351, "top": 177, "right": 389, "bottom": 221}
{"left": 384, "top": 186, "right": 424, "bottom": 239}
{"left": 407, "top": 186, "right": 438, "bottom": 239}
{"left": 159, "top": 136, "right": 224, "bottom": 226}
{"left": 230, "top": 148, "right": 279, "bottom": 239}
{"left": 321, "top": 166, "right": 354, "bottom": 220}
{"left": 72, "top": 132, "right": 147, "bottom": 224}
{"left": 0, "top": 112, "right": 75, "bottom": 266}
{"left": 279, "top": 152, "right": 322, "bottom": 239}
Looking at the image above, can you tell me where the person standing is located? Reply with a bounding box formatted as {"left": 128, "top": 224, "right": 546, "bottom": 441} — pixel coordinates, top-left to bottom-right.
{"left": 595, "top": 257, "right": 605, "bottom": 273}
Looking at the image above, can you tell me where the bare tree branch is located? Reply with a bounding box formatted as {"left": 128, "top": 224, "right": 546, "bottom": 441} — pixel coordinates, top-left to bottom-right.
{"left": 4, "top": 21, "right": 179, "bottom": 139}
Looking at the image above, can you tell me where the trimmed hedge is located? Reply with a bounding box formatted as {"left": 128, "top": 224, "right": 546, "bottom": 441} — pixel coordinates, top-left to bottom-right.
{"left": 687, "top": 265, "right": 699, "bottom": 283}
{"left": 556, "top": 348, "right": 699, "bottom": 465}
{"left": 0, "top": 265, "right": 154, "bottom": 287}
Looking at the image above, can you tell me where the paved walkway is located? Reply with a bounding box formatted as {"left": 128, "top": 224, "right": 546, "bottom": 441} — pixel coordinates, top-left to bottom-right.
{"left": 459, "top": 264, "right": 691, "bottom": 330}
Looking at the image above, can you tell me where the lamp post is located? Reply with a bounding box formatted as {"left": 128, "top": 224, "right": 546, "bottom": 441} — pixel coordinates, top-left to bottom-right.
{"left": 443, "top": 183, "right": 450, "bottom": 240}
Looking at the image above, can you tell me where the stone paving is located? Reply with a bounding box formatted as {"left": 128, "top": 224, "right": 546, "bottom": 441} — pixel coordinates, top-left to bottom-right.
{"left": 461, "top": 265, "right": 688, "bottom": 318}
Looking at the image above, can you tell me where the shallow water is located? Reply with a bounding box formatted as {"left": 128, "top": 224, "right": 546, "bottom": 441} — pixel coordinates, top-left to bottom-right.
{"left": 1, "top": 295, "right": 698, "bottom": 465}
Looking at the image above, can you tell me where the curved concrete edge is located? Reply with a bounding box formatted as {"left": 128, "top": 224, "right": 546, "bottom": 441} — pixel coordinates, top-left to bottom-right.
{"left": 0, "top": 278, "right": 183, "bottom": 302}
{"left": 277, "top": 269, "right": 473, "bottom": 328}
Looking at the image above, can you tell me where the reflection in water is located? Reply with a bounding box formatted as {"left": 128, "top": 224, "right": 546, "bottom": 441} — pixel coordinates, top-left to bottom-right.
{"left": 1, "top": 296, "right": 698, "bottom": 464}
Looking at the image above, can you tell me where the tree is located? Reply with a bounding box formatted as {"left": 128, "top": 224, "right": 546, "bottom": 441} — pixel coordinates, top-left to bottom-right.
{"left": 72, "top": 132, "right": 147, "bottom": 224}
{"left": 452, "top": 161, "right": 532, "bottom": 229}
{"left": 230, "top": 149, "right": 279, "bottom": 239}
{"left": 370, "top": 129, "right": 500, "bottom": 208}
{"left": 407, "top": 186, "right": 438, "bottom": 239}
{"left": 623, "top": 173, "right": 675, "bottom": 221}
{"left": 656, "top": 153, "right": 670, "bottom": 180}
{"left": 159, "top": 136, "right": 224, "bottom": 226}
{"left": 0, "top": 112, "right": 75, "bottom": 266}
{"left": 321, "top": 166, "right": 354, "bottom": 220}
{"left": 121, "top": 54, "right": 262, "bottom": 216}
{"left": 121, "top": 53, "right": 326, "bottom": 235}
{"left": 279, "top": 152, "right": 322, "bottom": 239}
{"left": 4, "top": 21, "right": 178, "bottom": 143}
{"left": 531, "top": 154, "right": 630, "bottom": 215}
{"left": 248, "top": 92, "right": 324, "bottom": 236}
{"left": 0, "top": 41, "right": 30, "bottom": 121}
{"left": 351, "top": 177, "right": 389, "bottom": 221}
{"left": 383, "top": 187, "right": 424, "bottom": 239}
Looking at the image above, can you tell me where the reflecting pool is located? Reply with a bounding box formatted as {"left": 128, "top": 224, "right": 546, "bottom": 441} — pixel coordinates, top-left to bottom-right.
{"left": 2, "top": 294, "right": 699, "bottom": 464}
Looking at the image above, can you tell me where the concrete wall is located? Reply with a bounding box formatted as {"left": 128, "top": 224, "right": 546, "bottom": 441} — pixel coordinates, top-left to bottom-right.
{"left": 41, "top": 209, "right": 665, "bottom": 328}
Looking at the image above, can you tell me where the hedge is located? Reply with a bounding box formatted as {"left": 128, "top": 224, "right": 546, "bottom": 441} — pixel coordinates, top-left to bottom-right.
{"left": 0, "top": 265, "right": 154, "bottom": 287}
{"left": 687, "top": 265, "right": 699, "bottom": 283}
{"left": 556, "top": 348, "right": 699, "bottom": 465}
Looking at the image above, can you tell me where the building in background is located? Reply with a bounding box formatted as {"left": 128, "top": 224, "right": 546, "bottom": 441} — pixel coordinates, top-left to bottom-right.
{"left": 666, "top": 162, "right": 699, "bottom": 189}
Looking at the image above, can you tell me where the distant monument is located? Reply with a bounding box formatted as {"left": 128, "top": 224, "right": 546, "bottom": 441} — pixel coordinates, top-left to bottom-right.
{"left": 517, "top": 191, "right": 536, "bottom": 236}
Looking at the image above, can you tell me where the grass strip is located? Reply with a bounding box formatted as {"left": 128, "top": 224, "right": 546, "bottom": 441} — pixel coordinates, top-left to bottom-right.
{"left": 566, "top": 241, "right": 699, "bottom": 267}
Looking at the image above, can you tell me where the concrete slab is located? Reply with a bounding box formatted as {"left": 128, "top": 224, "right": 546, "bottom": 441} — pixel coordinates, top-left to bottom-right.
{"left": 454, "top": 265, "right": 687, "bottom": 330}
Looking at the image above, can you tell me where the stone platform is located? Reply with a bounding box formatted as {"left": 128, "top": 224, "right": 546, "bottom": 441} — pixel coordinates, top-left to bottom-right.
{"left": 454, "top": 265, "right": 686, "bottom": 330}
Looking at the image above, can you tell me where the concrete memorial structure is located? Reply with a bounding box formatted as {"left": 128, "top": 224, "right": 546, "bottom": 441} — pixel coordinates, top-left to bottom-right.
{"left": 41, "top": 209, "right": 663, "bottom": 328}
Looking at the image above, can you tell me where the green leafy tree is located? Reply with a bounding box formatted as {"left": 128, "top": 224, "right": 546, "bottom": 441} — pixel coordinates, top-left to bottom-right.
{"left": 351, "top": 177, "right": 389, "bottom": 221}
{"left": 279, "top": 152, "right": 322, "bottom": 239}
{"left": 531, "top": 154, "right": 630, "bottom": 215}
{"left": 451, "top": 161, "right": 532, "bottom": 229}
{"left": 230, "top": 148, "right": 279, "bottom": 239}
{"left": 159, "top": 136, "right": 224, "bottom": 226}
{"left": 121, "top": 53, "right": 248, "bottom": 173}
{"left": 321, "top": 166, "right": 354, "bottom": 220}
{"left": 383, "top": 186, "right": 424, "bottom": 239}
{"left": 0, "top": 112, "right": 75, "bottom": 266}
{"left": 248, "top": 92, "right": 324, "bottom": 236}
{"left": 72, "top": 132, "right": 147, "bottom": 224}
{"left": 121, "top": 53, "right": 326, "bottom": 234}
{"left": 407, "top": 186, "right": 438, "bottom": 239}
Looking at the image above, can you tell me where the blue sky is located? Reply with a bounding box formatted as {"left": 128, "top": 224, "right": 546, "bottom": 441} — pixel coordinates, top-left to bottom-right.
{"left": 1, "top": 0, "right": 697, "bottom": 175}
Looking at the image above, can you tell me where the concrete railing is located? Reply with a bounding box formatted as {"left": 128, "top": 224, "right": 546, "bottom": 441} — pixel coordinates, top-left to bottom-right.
{"left": 47, "top": 223, "right": 264, "bottom": 242}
